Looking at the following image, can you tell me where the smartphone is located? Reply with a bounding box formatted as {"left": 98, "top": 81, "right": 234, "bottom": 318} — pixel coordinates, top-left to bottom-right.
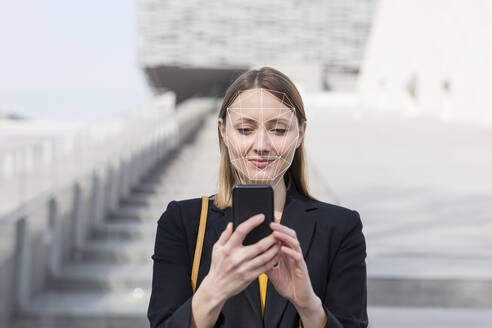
{"left": 232, "top": 184, "right": 274, "bottom": 246}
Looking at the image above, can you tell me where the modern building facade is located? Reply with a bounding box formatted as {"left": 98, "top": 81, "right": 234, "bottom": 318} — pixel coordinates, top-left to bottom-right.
{"left": 137, "top": 0, "right": 375, "bottom": 101}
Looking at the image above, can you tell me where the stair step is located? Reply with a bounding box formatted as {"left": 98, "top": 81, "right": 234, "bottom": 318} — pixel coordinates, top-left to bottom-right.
{"left": 368, "top": 256, "right": 492, "bottom": 280}
{"left": 132, "top": 182, "right": 197, "bottom": 194}
{"left": 121, "top": 192, "right": 170, "bottom": 207}
{"left": 368, "top": 306, "right": 492, "bottom": 328}
{"left": 367, "top": 256, "right": 492, "bottom": 308}
{"left": 123, "top": 190, "right": 207, "bottom": 206}
{"left": 76, "top": 240, "right": 153, "bottom": 263}
{"left": 9, "top": 316, "right": 147, "bottom": 328}
{"left": 49, "top": 262, "right": 152, "bottom": 291}
{"left": 18, "top": 290, "right": 149, "bottom": 328}
{"left": 92, "top": 221, "right": 157, "bottom": 240}
{"left": 109, "top": 204, "right": 163, "bottom": 222}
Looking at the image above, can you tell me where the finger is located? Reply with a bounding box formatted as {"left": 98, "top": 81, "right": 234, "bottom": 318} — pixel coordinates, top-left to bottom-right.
{"left": 265, "top": 251, "right": 283, "bottom": 275}
{"left": 256, "top": 256, "right": 282, "bottom": 276}
{"left": 265, "top": 260, "right": 280, "bottom": 276}
{"left": 270, "top": 222, "right": 296, "bottom": 238}
{"left": 240, "top": 234, "right": 278, "bottom": 261}
{"left": 271, "top": 253, "right": 281, "bottom": 270}
{"left": 227, "top": 213, "right": 265, "bottom": 247}
{"left": 272, "top": 230, "right": 302, "bottom": 253}
{"left": 251, "top": 250, "right": 283, "bottom": 276}
{"left": 217, "top": 222, "right": 233, "bottom": 246}
{"left": 246, "top": 243, "right": 281, "bottom": 274}
{"left": 280, "top": 245, "right": 303, "bottom": 263}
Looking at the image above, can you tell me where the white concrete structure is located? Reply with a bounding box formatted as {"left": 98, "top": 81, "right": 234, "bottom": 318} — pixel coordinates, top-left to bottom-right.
{"left": 137, "top": 0, "right": 375, "bottom": 96}
{"left": 358, "top": 0, "right": 492, "bottom": 126}
{"left": 138, "top": 0, "right": 374, "bottom": 72}
{"left": 0, "top": 94, "right": 217, "bottom": 325}
{"left": 0, "top": 93, "right": 176, "bottom": 217}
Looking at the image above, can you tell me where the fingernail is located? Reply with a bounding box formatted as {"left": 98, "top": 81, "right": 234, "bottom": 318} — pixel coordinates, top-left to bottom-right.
{"left": 258, "top": 214, "right": 265, "bottom": 221}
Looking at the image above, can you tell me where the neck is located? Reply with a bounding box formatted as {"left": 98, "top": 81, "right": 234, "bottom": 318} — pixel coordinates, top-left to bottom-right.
{"left": 241, "top": 174, "right": 288, "bottom": 221}
{"left": 271, "top": 175, "right": 287, "bottom": 221}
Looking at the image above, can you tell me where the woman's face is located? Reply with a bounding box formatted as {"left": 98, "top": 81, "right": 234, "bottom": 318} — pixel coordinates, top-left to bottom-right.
{"left": 219, "top": 88, "right": 305, "bottom": 186}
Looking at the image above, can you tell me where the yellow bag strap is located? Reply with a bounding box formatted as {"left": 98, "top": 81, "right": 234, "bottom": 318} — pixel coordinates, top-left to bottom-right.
{"left": 191, "top": 196, "right": 208, "bottom": 294}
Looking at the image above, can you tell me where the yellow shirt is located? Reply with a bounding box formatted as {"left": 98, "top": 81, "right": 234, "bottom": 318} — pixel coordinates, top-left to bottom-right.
{"left": 257, "top": 217, "right": 327, "bottom": 327}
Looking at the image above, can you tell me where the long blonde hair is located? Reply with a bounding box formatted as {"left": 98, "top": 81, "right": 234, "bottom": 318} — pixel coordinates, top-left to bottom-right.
{"left": 213, "top": 67, "right": 317, "bottom": 209}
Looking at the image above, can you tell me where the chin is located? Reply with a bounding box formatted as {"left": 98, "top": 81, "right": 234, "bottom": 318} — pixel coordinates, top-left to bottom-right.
{"left": 247, "top": 176, "right": 273, "bottom": 184}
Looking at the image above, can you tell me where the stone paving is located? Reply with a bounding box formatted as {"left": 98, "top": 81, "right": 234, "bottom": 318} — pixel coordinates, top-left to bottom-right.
{"left": 305, "top": 105, "right": 492, "bottom": 261}
{"left": 304, "top": 97, "right": 492, "bottom": 325}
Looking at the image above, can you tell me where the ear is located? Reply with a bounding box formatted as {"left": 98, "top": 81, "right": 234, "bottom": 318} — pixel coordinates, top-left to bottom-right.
{"left": 218, "top": 117, "right": 227, "bottom": 146}
{"left": 296, "top": 121, "right": 307, "bottom": 149}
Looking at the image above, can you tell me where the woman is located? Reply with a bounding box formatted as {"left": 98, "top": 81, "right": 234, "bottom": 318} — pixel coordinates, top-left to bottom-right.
{"left": 147, "top": 67, "right": 368, "bottom": 328}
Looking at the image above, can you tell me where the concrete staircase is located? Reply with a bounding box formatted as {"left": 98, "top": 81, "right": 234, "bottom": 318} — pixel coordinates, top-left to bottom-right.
{"left": 9, "top": 109, "right": 221, "bottom": 328}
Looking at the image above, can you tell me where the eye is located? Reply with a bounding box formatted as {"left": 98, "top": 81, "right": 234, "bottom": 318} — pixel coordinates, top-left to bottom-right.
{"left": 237, "top": 127, "right": 252, "bottom": 135}
{"left": 272, "top": 128, "right": 287, "bottom": 135}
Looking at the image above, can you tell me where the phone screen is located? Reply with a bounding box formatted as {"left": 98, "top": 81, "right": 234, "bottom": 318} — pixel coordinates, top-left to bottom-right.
{"left": 232, "top": 184, "right": 274, "bottom": 246}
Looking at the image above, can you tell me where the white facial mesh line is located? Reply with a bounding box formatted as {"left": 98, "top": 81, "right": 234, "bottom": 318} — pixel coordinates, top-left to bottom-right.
{"left": 226, "top": 101, "right": 297, "bottom": 180}
{"left": 269, "top": 106, "right": 297, "bottom": 178}
{"left": 226, "top": 109, "right": 251, "bottom": 181}
{"left": 224, "top": 88, "right": 300, "bottom": 185}
{"left": 227, "top": 113, "right": 297, "bottom": 181}
{"left": 269, "top": 108, "right": 298, "bottom": 179}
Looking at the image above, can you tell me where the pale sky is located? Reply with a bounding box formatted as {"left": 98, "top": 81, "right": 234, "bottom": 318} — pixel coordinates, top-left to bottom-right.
{"left": 0, "top": 0, "right": 151, "bottom": 121}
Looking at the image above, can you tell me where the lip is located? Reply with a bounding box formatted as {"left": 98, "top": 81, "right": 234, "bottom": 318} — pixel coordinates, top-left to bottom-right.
{"left": 248, "top": 159, "right": 274, "bottom": 168}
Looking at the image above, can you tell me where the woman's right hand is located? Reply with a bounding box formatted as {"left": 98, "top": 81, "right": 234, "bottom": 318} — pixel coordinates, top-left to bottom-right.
{"left": 201, "top": 213, "right": 281, "bottom": 303}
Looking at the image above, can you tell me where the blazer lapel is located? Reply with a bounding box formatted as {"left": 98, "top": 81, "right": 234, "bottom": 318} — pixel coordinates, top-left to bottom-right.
{"left": 206, "top": 185, "right": 319, "bottom": 326}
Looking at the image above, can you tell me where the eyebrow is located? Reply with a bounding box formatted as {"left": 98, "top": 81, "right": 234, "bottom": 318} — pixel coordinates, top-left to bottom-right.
{"left": 235, "top": 117, "right": 290, "bottom": 124}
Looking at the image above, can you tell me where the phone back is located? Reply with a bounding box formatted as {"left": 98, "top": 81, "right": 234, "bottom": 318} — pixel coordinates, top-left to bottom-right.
{"left": 232, "top": 184, "right": 274, "bottom": 246}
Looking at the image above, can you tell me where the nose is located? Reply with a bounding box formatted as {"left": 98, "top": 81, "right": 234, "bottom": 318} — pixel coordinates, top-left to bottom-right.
{"left": 253, "top": 126, "right": 272, "bottom": 155}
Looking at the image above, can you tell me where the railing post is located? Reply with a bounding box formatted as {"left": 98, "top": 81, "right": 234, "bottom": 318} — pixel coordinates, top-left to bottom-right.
{"left": 72, "top": 183, "right": 85, "bottom": 254}
{"left": 119, "top": 158, "right": 128, "bottom": 199}
{"left": 14, "top": 217, "right": 30, "bottom": 311}
{"left": 150, "top": 135, "right": 157, "bottom": 167}
{"left": 48, "top": 198, "right": 61, "bottom": 276}
{"left": 130, "top": 150, "right": 139, "bottom": 188}
{"left": 107, "top": 165, "right": 119, "bottom": 213}
{"left": 91, "top": 172, "right": 104, "bottom": 227}
{"left": 122, "top": 155, "right": 132, "bottom": 198}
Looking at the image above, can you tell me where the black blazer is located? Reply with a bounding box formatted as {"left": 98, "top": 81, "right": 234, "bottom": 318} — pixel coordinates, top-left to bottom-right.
{"left": 148, "top": 185, "right": 368, "bottom": 328}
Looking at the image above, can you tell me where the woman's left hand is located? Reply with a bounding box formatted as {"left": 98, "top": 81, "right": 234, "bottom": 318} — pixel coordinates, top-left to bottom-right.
{"left": 265, "top": 221, "right": 317, "bottom": 310}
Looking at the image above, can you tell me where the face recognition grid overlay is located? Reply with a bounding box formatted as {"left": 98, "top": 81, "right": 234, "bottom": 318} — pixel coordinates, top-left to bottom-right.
{"left": 224, "top": 88, "right": 300, "bottom": 189}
